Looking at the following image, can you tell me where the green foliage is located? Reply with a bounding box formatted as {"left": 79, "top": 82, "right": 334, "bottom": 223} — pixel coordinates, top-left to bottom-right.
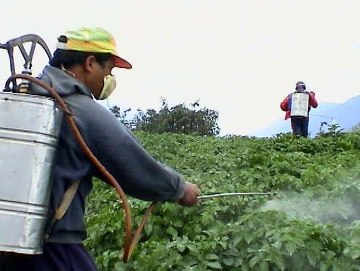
{"left": 110, "top": 98, "right": 220, "bottom": 136}
{"left": 84, "top": 131, "right": 360, "bottom": 271}
{"left": 109, "top": 106, "right": 132, "bottom": 128}
{"left": 317, "top": 123, "right": 345, "bottom": 137}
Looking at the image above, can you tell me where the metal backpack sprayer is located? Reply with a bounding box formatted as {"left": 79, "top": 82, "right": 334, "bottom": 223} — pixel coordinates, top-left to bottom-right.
{"left": 290, "top": 83, "right": 310, "bottom": 118}
{"left": 0, "top": 34, "right": 63, "bottom": 254}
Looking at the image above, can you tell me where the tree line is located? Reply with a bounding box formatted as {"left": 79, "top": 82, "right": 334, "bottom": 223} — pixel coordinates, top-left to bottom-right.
{"left": 110, "top": 98, "right": 220, "bottom": 136}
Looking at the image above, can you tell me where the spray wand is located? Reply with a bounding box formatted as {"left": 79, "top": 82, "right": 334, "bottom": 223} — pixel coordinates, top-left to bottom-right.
{"left": 198, "top": 192, "right": 274, "bottom": 200}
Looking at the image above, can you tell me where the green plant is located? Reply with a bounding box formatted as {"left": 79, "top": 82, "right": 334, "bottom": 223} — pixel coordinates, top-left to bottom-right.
{"left": 84, "top": 131, "right": 360, "bottom": 270}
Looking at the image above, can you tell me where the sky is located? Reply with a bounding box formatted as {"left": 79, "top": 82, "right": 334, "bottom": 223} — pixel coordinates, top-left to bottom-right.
{"left": 1, "top": 0, "right": 359, "bottom": 136}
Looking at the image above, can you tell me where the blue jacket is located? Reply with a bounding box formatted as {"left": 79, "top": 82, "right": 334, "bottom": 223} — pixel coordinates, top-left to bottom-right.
{"left": 30, "top": 66, "right": 185, "bottom": 244}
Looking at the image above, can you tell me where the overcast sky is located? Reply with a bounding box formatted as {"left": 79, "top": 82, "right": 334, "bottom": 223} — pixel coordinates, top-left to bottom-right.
{"left": 1, "top": 0, "right": 359, "bottom": 136}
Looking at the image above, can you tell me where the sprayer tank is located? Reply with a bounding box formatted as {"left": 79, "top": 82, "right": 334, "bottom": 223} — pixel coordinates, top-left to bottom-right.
{"left": 0, "top": 92, "right": 63, "bottom": 254}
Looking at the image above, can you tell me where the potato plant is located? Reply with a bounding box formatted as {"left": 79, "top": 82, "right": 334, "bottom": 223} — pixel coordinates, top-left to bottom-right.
{"left": 85, "top": 132, "right": 360, "bottom": 271}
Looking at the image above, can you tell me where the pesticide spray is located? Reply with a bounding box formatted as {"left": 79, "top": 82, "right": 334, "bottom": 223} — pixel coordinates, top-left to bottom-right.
{"left": 260, "top": 181, "right": 360, "bottom": 225}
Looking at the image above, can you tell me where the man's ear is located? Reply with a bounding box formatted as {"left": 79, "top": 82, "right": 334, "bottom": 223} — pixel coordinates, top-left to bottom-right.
{"left": 84, "top": 55, "right": 97, "bottom": 73}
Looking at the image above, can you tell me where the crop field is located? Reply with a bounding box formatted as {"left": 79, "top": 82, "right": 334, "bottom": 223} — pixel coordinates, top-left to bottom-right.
{"left": 85, "top": 132, "right": 360, "bottom": 271}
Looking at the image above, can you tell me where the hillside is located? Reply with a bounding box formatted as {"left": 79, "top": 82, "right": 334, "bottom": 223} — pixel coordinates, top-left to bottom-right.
{"left": 85, "top": 131, "right": 360, "bottom": 271}
{"left": 255, "top": 95, "right": 360, "bottom": 137}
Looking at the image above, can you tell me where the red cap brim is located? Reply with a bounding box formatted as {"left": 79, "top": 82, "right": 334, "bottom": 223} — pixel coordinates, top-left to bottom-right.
{"left": 113, "top": 55, "right": 132, "bottom": 69}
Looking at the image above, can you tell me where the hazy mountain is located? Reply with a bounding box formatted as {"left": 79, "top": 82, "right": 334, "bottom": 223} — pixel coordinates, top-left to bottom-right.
{"left": 254, "top": 95, "right": 360, "bottom": 137}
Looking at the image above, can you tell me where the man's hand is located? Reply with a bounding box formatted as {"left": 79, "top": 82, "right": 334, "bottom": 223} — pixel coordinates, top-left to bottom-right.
{"left": 177, "top": 181, "right": 200, "bottom": 207}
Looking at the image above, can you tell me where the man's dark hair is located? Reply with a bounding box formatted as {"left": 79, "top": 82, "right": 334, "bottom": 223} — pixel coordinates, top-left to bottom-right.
{"left": 49, "top": 35, "right": 112, "bottom": 69}
{"left": 49, "top": 49, "right": 112, "bottom": 69}
{"left": 295, "top": 81, "right": 306, "bottom": 90}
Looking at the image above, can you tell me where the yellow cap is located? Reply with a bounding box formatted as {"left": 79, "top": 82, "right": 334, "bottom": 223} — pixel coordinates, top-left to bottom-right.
{"left": 57, "top": 27, "right": 132, "bottom": 69}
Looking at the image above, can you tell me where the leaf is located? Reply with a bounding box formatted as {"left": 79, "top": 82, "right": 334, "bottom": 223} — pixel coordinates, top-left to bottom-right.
{"left": 166, "top": 226, "right": 178, "bottom": 237}
{"left": 306, "top": 250, "right": 317, "bottom": 268}
{"left": 176, "top": 243, "right": 185, "bottom": 252}
{"left": 223, "top": 257, "right": 234, "bottom": 266}
{"left": 272, "top": 253, "right": 285, "bottom": 271}
{"left": 284, "top": 241, "right": 297, "bottom": 256}
{"left": 186, "top": 243, "right": 198, "bottom": 253}
{"left": 244, "top": 233, "right": 253, "bottom": 244}
{"left": 144, "top": 223, "right": 153, "bottom": 235}
{"left": 182, "top": 259, "right": 198, "bottom": 268}
{"left": 205, "top": 254, "right": 219, "bottom": 260}
{"left": 271, "top": 241, "right": 282, "bottom": 250}
{"left": 259, "top": 261, "right": 269, "bottom": 271}
{"left": 232, "top": 235, "right": 242, "bottom": 246}
{"left": 206, "top": 261, "right": 222, "bottom": 270}
{"left": 249, "top": 255, "right": 260, "bottom": 268}
{"left": 233, "top": 257, "right": 243, "bottom": 267}
{"left": 345, "top": 247, "right": 360, "bottom": 260}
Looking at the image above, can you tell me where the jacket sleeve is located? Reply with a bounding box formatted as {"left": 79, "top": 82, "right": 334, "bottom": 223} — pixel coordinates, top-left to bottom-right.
{"left": 280, "top": 95, "right": 289, "bottom": 111}
{"left": 75, "top": 98, "right": 186, "bottom": 202}
{"left": 308, "top": 92, "right": 318, "bottom": 108}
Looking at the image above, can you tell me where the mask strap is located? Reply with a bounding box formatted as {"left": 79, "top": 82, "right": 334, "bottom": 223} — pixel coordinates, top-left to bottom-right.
{"left": 61, "top": 64, "right": 76, "bottom": 78}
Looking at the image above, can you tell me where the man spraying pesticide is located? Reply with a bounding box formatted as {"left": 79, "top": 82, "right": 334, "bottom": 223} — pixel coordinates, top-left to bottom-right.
{"left": 280, "top": 81, "right": 318, "bottom": 138}
{"left": 0, "top": 27, "right": 200, "bottom": 271}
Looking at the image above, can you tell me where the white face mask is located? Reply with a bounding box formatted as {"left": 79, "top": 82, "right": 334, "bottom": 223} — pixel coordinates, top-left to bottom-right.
{"left": 97, "top": 74, "right": 117, "bottom": 100}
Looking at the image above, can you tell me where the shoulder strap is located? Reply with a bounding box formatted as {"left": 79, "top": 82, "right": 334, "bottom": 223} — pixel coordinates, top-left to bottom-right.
{"left": 44, "top": 180, "right": 81, "bottom": 241}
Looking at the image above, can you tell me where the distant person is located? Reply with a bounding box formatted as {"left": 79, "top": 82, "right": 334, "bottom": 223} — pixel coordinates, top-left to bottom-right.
{"left": 280, "top": 81, "right": 318, "bottom": 137}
